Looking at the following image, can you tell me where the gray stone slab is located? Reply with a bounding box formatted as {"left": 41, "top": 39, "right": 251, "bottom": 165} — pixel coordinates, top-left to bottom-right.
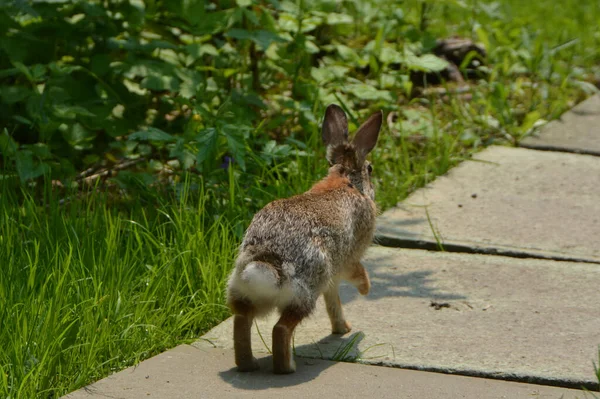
{"left": 376, "top": 146, "right": 600, "bottom": 263}
{"left": 64, "top": 344, "right": 587, "bottom": 399}
{"left": 196, "top": 247, "right": 600, "bottom": 390}
{"left": 521, "top": 94, "right": 600, "bottom": 156}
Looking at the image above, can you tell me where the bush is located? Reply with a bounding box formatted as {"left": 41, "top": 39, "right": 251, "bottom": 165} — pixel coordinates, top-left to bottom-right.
{"left": 0, "top": 0, "right": 463, "bottom": 188}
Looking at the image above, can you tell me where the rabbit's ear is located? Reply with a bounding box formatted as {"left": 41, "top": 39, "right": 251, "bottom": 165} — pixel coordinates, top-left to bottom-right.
{"left": 322, "top": 104, "right": 349, "bottom": 148}
{"left": 353, "top": 111, "right": 382, "bottom": 163}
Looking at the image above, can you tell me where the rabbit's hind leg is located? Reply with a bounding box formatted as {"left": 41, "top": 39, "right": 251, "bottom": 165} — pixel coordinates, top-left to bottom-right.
{"left": 272, "top": 307, "right": 306, "bottom": 374}
{"left": 324, "top": 283, "right": 352, "bottom": 334}
{"left": 230, "top": 299, "right": 260, "bottom": 372}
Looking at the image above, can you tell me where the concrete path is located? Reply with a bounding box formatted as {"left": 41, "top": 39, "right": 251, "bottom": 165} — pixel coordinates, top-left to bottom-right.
{"left": 65, "top": 344, "right": 586, "bottom": 399}
{"left": 197, "top": 247, "right": 600, "bottom": 390}
{"left": 376, "top": 146, "right": 600, "bottom": 263}
{"left": 64, "top": 96, "right": 600, "bottom": 398}
{"left": 521, "top": 94, "right": 600, "bottom": 156}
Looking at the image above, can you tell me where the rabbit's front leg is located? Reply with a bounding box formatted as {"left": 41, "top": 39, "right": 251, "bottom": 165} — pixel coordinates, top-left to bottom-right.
{"left": 324, "top": 284, "right": 352, "bottom": 334}
{"left": 345, "top": 261, "right": 370, "bottom": 295}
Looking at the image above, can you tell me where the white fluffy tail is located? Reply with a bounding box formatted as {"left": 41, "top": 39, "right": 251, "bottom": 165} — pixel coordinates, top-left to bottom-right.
{"left": 240, "top": 261, "right": 280, "bottom": 297}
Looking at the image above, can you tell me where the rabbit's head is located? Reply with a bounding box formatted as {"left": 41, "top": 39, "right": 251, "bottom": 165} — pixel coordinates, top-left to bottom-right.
{"left": 322, "top": 104, "right": 383, "bottom": 200}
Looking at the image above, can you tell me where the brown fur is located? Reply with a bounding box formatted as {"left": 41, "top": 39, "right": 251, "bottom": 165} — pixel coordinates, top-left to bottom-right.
{"left": 328, "top": 143, "right": 360, "bottom": 170}
{"left": 272, "top": 308, "right": 305, "bottom": 374}
{"left": 226, "top": 104, "right": 383, "bottom": 374}
{"left": 324, "top": 287, "right": 352, "bottom": 334}
{"left": 233, "top": 314, "right": 258, "bottom": 371}
{"left": 309, "top": 165, "right": 357, "bottom": 194}
{"left": 349, "top": 262, "right": 371, "bottom": 295}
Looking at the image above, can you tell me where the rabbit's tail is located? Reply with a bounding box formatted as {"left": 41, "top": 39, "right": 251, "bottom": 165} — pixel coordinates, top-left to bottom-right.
{"left": 240, "top": 261, "right": 280, "bottom": 297}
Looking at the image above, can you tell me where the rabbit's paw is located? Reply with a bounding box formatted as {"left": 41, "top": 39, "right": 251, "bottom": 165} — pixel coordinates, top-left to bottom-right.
{"left": 332, "top": 320, "right": 352, "bottom": 335}
{"left": 237, "top": 357, "right": 259, "bottom": 372}
{"left": 358, "top": 281, "right": 370, "bottom": 295}
{"left": 274, "top": 358, "right": 296, "bottom": 374}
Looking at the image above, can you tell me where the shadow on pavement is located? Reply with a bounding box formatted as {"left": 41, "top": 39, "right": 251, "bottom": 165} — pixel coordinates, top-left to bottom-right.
{"left": 218, "top": 333, "right": 364, "bottom": 390}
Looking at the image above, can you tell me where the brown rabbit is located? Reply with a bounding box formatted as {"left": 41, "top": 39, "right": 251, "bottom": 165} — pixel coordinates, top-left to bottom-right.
{"left": 226, "top": 104, "right": 383, "bottom": 374}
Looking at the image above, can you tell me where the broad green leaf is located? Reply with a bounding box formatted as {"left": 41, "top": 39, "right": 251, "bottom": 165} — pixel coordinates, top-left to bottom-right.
{"left": 326, "top": 13, "right": 353, "bottom": 25}
{"left": 277, "top": 13, "right": 320, "bottom": 32}
{"left": 182, "top": 0, "right": 206, "bottom": 26}
{"left": 334, "top": 44, "right": 363, "bottom": 66}
{"left": 225, "top": 29, "right": 285, "bottom": 51}
{"left": 0, "top": 129, "right": 18, "bottom": 157}
{"left": 15, "top": 150, "right": 49, "bottom": 182}
{"left": 141, "top": 74, "right": 180, "bottom": 92}
{"left": 310, "top": 65, "right": 349, "bottom": 83}
{"left": 169, "top": 138, "right": 196, "bottom": 170}
{"left": 91, "top": 54, "right": 111, "bottom": 76}
{"left": 242, "top": 8, "right": 260, "bottom": 26}
{"left": 129, "top": 127, "right": 176, "bottom": 142}
{"left": 196, "top": 128, "right": 219, "bottom": 165}
{"left": 222, "top": 130, "right": 247, "bottom": 171}
{"left": 379, "top": 47, "right": 403, "bottom": 64}
{"left": 0, "top": 85, "right": 31, "bottom": 104}
{"left": 399, "top": 109, "right": 434, "bottom": 137}
{"left": 61, "top": 123, "right": 95, "bottom": 150}
{"left": 29, "top": 143, "right": 51, "bottom": 159}
{"left": 52, "top": 105, "right": 97, "bottom": 119}
{"left": 404, "top": 52, "right": 449, "bottom": 72}
{"left": 345, "top": 84, "right": 393, "bottom": 102}
{"left": 186, "top": 43, "right": 219, "bottom": 58}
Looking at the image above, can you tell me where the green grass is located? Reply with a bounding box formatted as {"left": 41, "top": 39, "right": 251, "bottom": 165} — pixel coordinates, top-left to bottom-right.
{"left": 2, "top": 0, "right": 600, "bottom": 397}
{"left": 0, "top": 183, "right": 234, "bottom": 396}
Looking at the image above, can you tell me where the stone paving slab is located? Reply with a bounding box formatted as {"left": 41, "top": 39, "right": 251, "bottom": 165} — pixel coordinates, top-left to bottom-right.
{"left": 64, "top": 344, "right": 587, "bottom": 399}
{"left": 521, "top": 95, "right": 600, "bottom": 156}
{"left": 197, "top": 247, "right": 600, "bottom": 390}
{"left": 375, "top": 146, "right": 600, "bottom": 263}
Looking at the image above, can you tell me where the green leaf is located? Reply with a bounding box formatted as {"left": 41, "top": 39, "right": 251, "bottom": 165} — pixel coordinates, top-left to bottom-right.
{"left": 15, "top": 150, "right": 49, "bottom": 183}
{"left": 60, "top": 123, "right": 95, "bottom": 150}
{"left": 186, "top": 43, "right": 219, "bottom": 58}
{"left": 181, "top": 0, "right": 207, "bottom": 26}
{"left": 0, "top": 129, "right": 18, "bottom": 157}
{"left": 326, "top": 13, "right": 353, "bottom": 25}
{"left": 29, "top": 143, "right": 51, "bottom": 159}
{"left": 129, "top": 127, "right": 176, "bottom": 142}
{"left": 52, "top": 105, "right": 96, "bottom": 119}
{"left": 345, "top": 84, "right": 393, "bottom": 102}
{"left": 379, "top": 47, "right": 403, "bottom": 64}
{"left": 519, "top": 110, "right": 543, "bottom": 134}
{"left": 169, "top": 138, "right": 195, "bottom": 170}
{"left": 91, "top": 54, "right": 111, "bottom": 76}
{"left": 223, "top": 131, "right": 246, "bottom": 171}
{"left": 0, "top": 85, "right": 31, "bottom": 104}
{"left": 475, "top": 27, "right": 490, "bottom": 52}
{"left": 196, "top": 128, "right": 219, "bottom": 166}
{"left": 226, "top": 29, "right": 285, "bottom": 50}
{"left": 404, "top": 52, "right": 450, "bottom": 72}
{"left": 261, "top": 140, "right": 291, "bottom": 163}
{"left": 333, "top": 44, "right": 366, "bottom": 67}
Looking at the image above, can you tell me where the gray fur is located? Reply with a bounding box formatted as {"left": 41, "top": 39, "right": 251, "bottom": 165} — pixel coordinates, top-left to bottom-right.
{"left": 227, "top": 105, "right": 383, "bottom": 319}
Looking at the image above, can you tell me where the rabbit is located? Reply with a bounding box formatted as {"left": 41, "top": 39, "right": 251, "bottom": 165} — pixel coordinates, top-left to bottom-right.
{"left": 226, "top": 104, "right": 383, "bottom": 374}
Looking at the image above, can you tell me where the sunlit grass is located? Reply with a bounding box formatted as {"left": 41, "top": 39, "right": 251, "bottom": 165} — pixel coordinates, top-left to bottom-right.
{"left": 0, "top": 182, "right": 236, "bottom": 397}
{"left": 2, "top": 0, "right": 599, "bottom": 397}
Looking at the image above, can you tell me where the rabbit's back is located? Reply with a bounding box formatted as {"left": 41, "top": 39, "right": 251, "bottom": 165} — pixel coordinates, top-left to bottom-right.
{"left": 235, "top": 184, "right": 375, "bottom": 290}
